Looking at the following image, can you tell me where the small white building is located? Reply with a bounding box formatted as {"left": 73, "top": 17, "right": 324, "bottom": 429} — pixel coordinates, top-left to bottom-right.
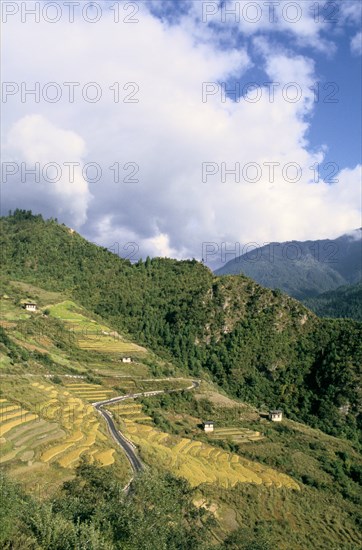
{"left": 203, "top": 421, "right": 214, "bottom": 433}
{"left": 122, "top": 357, "right": 132, "bottom": 363}
{"left": 24, "top": 303, "right": 37, "bottom": 312}
{"left": 269, "top": 410, "right": 283, "bottom": 422}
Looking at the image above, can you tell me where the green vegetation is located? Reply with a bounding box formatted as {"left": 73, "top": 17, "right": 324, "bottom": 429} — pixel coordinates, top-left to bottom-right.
{"left": 0, "top": 281, "right": 161, "bottom": 378}
{"left": 0, "top": 461, "right": 215, "bottom": 549}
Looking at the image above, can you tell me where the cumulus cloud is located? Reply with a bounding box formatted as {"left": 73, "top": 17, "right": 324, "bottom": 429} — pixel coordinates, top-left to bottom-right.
{"left": 1, "top": 0, "right": 361, "bottom": 261}
{"left": 339, "top": 0, "right": 362, "bottom": 25}
{"left": 185, "top": 0, "right": 335, "bottom": 53}
{"left": 3, "top": 115, "right": 92, "bottom": 226}
{"left": 351, "top": 31, "right": 362, "bottom": 56}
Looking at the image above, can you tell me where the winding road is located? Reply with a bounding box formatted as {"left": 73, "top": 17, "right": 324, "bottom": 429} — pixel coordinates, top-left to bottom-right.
{"left": 95, "top": 404, "right": 144, "bottom": 473}
{"left": 93, "top": 380, "right": 200, "bottom": 476}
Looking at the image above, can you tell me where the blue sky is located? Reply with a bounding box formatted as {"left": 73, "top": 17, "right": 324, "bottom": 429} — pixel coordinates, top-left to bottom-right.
{"left": 1, "top": 0, "right": 361, "bottom": 262}
{"left": 308, "top": 36, "right": 362, "bottom": 170}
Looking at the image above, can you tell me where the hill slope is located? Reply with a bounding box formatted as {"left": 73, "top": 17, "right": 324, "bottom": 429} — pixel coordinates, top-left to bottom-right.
{"left": 214, "top": 231, "right": 362, "bottom": 299}
{"left": 304, "top": 282, "right": 362, "bottom": 321}
{"left": 1, "top": 211, "right": 361, "bottom": 442}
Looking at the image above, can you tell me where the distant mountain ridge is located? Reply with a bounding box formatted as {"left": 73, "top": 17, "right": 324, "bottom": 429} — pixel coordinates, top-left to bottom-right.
{"left": 215, "top": 230, "right": 362, "bottom": 300}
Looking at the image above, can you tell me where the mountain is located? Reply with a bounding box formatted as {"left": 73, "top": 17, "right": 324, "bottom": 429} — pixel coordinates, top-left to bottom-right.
{"left": 214, "top": 231, "right": 362, "bottom": 300}
{"left": 304, "top": 282, "right": 362, "bottom": 321}
{"left": 1, "top": 210, "right": 361, "bottom": 443}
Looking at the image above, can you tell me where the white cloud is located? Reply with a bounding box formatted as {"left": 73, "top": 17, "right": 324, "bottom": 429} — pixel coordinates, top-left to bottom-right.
{"left": 4, "top": 115, "right": 92, "bottom": 226}
{"left": 186, "top": 0, "right": 335, "bottom": 53}
{"left": 351, "top": 31, "right": 362, "bottom": 56}
{"left": 1, "top": 1, "right": 360, "bottom": 260}
{"left": 339, "top": 1, "right": 362, "bottom": 25}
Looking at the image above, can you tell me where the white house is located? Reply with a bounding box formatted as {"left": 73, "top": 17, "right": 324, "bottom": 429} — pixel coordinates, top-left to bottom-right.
{"left": 269, "top": 410, "right": 283, "bottom": 422}
{"left": 122, "top": 357, "right": 132, "bottom": 363}
{"left": 203, "top": 421, "right": 214, "bottom": 432}
{"left": 24, "top": 303, "right": 37, "bottom": 312}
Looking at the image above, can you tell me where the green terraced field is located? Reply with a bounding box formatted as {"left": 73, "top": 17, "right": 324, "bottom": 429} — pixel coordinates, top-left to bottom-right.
{"left": 211, "top": 427, "right": 264, "bottom": 443}
{"left": 48, "top": 300, "right": 145, "bottom": 354}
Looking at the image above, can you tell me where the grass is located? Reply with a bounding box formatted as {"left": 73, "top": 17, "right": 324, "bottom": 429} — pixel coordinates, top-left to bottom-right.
{"left": 1, "top": 278, "right": 361, "bottom": 548}
{"left": 0, "top": 297, "right": 29, "bottom": 321}
{"left": 202, "top": 478, "right": 362, "bottom": 549}
{"left": 1, "top": 279, "right": 361, "bottom": 548}
{"left": 137, "top": 378, "right": 195, "bottom": 392}
{"left": 0, "top": 447, "right": 29, "bottom": 464}
{"left": 8, "top": 281, "right": 64, "bottom": 305}
{"left": 0, "top": 282, "right": 157, "bottom": 378}
{"left": 47, "top": 301, "right": 108, "bottom": 329}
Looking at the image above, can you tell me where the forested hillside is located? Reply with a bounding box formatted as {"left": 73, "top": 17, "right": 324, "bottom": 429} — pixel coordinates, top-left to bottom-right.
{"left": 304, "top": 283, "right": 362, "bottom": 321}
{"left": 1, "top": 211, "right": 361, "bottom": 441}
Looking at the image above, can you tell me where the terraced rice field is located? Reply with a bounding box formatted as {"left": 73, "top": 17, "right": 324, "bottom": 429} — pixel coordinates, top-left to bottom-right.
{"left": 211, "top": 427, "right": 264, "bottom": 443}
{"left": 93, "top": 449, "right": 116, "bottom": 466}
{"left": 29, "top": 382, "right": 116, "bottom": 467}
{"left": 0, "top": 381, "right": 118, "bottom": 470}
{"left": 77, "top": 334, "right": 142, "bottom": 353}
{"left": 63, "top": 382, "right": 115, "bottom": 402}
{"left": 109, "top": 402, "right": 152, "bottom": 423}
{"left": 0, "top": 403, "right": 38, "bottom": 438}
{"left": 48, "top": 300, "right": 144, "bottom": 354}
{"left": 47, "top": 300, "right": 108, "bottom": 331}
{"left": 0, "top": 400, "right": 63, "bottom": 465}
{"left": 123, "top": 421, "right": 299, "bottom": 490}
